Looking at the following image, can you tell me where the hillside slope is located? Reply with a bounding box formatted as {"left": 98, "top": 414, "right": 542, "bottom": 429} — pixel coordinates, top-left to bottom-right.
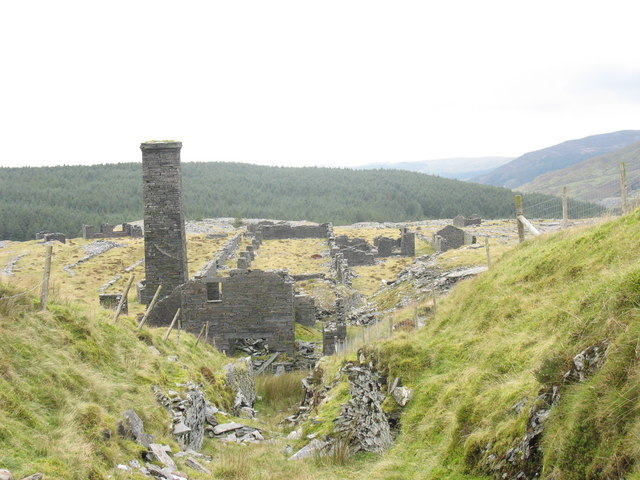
{"left": 301, "top": 211, "right": 640, "bottom": 479}
{"left": 471, "top": 130, "right": 640, "bottom": 188}
{"left": 355, "top": 156, "right": 514, "bottom": 179}
{"left": 0, "top": 162, "right": 557, "bottom": 241}
{"left": 518, "top": 141, "right": 640, "bottom": 201}
{"left": 0, "top": 288, "right": 233, "bottom": 479}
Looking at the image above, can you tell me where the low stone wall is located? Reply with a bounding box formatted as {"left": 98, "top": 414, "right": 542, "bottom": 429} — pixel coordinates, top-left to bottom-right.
{"left": 82, "top": 223, "right": 142, "bottom": 240}
{"left": 249, "top": 221, "right": 331, "bottom": 240}
{"left": 35, "top": 231, "right": 66, "bottom": 243}
{"left": 99, "top": 293, "right": 127, "bottom": 314}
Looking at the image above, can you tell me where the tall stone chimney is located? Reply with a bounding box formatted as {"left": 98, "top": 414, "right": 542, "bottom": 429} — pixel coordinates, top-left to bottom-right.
{"left": 140, "top": 140, "right": 188, "bottom": 304}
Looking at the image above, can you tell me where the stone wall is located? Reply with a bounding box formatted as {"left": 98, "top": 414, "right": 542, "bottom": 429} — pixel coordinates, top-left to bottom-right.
{"left": 35, "top": 231, "right": 66, "bottom": 243}
{"left": 82, "top": 223, "right": 142, "bottom": 240}
{"left": 322, "top": 321, "right": 347, "bottom": 355}
{"left": 452, "top": 215, "right": 482, "bottom": 227}
{"left": 400, "top": 228, "right": 415, "bottom": 257}
{"left": 139, "top": 141, "right": 189, "bottom": 304}
{"left": 249, "top": 221, "right": 331, "bottom": 240}
{"left": 99, "top": 293, "right": 127, "bottom": 314}
{"left": 294, "top": 294, "right": 316, "bottom": 327}
{"left": 373, "top": 236, "right": 396, "bottom": 257}
{"left": 432, "top": 225, "right": 476, "bottom": 252}
{"left": 147, "top": 269, "right": 295, "bottom": 356}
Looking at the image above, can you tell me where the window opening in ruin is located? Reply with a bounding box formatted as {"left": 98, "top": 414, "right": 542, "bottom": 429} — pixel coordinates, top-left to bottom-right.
{"left": 206, "top": 282, "right": 222, "bottom": 302}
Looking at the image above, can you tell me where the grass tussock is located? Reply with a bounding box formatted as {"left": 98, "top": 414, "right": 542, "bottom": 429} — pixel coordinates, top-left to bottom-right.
{"left": 256, "top": 371, "right": 306, "bottom": 416}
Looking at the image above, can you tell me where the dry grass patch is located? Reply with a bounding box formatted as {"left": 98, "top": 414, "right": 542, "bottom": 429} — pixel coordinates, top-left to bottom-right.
{"left": 352, "top": 257, "right": 413, "bottom": 297}
{"left": 251, "top": 239, "right": 330, "bottom": 275}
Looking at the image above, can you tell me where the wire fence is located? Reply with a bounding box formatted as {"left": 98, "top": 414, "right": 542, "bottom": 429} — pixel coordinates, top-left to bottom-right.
{"left": 522, "top": 169, "right": 640, "bottom": 221}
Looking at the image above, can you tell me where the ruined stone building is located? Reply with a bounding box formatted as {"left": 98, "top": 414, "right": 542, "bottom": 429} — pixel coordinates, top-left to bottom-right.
{"left": 452, "top": 215, "right": 482, "bottom": 227}
{"left": 147, "top": 269, "right": 304, "bottom": 356}
{"left": 248, "top": 221, "right": 331, "bottom": 240}
{"left": 432, "top": 225, "right": 476, "bottom": 252}
{"left": 82, "top": 223, "right": 142, "bottom": 240}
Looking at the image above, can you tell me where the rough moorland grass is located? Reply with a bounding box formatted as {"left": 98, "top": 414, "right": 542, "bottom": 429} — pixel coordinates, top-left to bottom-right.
{"left": 0, "top": 284, "right": 230, "bottom": 480}
{"left": 303, "top": 211, "right": 640, "bottom": 479}
{"left": 372, "top": 212, "right": 640, "bottom": 479}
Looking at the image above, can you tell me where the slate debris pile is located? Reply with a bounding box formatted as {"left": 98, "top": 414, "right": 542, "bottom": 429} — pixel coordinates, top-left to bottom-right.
{"left": 63, "top": 240, "right": 124, "bottom": 275}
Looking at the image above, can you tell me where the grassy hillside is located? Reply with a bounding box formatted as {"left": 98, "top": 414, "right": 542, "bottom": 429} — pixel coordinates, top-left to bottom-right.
{"left": 518, "top": 141, "right": 640, "bottom": 201}
{"left": 0, "top": 286, "right": 232, "bottom": 479}
{"left": 471, "top": 130, "right": 640, "bottom": 188}
{"left": 0, "top": 161, "right": 559, "bottom": 241}
{"left": 302, "top": 211, "right": 640, "bottom": 479}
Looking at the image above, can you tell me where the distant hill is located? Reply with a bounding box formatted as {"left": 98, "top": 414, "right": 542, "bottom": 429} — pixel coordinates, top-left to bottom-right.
{"left": 356, "top": 156, "right": 513, "bottom": 180}
{"left": 0, "top": 161, "right": 557, "bottom": 241}
{"left": 471, "top": 130, "right": 640, "bottom": 188}
{"left": 518, "top": 141, "right": 640, "bottom": 201}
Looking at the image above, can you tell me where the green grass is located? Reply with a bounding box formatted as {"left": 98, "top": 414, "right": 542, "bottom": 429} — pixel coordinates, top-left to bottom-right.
{"left": 301, "top": 211, "right": 640, "bottom": 479}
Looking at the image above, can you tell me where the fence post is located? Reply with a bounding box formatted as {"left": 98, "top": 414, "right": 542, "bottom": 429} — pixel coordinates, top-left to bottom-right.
{"left": 432, "top": 289, "right": 437, "bottom": 314}
{"left": 361, "top": 326, "right": 366, "bottom": 346}
{"left": 388, "top": 316, "right": 393, "bottom": 337}
{"left": 485, "top": 237, "right": 492, "bottom": 268}
{"left": 114, "top": 274, "right": 135, "bottom": 323}
{"left": 195, "top": 323, "right": 206, "bottom": 346}
{"left": 137, "top": 285, "right": 163, "bottom": 330}
{"left": 562, "top": 186, "right": 569, "bottom": 228}
{"left": 515, "top": 195, "right": 525, "bottom": 243}
{"left": 620, "top": 162, "right": 629, "bottom": 214}
{"left": 163, "top": 308, "right": 181, "bottom": 341}
{"left": 40, "top": 245, "right": 53, "bottom": 311}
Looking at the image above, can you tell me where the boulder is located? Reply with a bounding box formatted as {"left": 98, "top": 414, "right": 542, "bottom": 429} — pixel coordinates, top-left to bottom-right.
{"left": 117, "top": 409, "right": 153, "bottom": 447}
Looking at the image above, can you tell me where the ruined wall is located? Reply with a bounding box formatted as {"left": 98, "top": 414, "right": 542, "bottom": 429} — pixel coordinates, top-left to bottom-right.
{"left": 400, "top": 228, "right": 415, "bottom": 257}
{"left": 294, "top": 294, "right": 316, "bottom": 327}
{"left": 99, "top": 293, "right": 128, "bottom": 314}
{"left": 452, "top": 215, "right": 482, "bottom": 227}
{"left": 374, "top": 236, "right": 396, "bottom": 257}
{"left": 432, "top": 225, "right": 476, "bottom": 252}
{"left": 140, "top": 141, "right": 188, "bottom": 304}
{"left": 82, "top": 223, "right": 142, "bottom": 240}
{"left": 322, "top": 321, "right": 347, "bottom": 355}
{"left": 250, "top": 222, "right": 331, "bottom": 240}
{"left": 35, "top": 231, "right": 66, "bottom": 243}
{"left": 147, "top": 269, "right": 295, "bottom": 356}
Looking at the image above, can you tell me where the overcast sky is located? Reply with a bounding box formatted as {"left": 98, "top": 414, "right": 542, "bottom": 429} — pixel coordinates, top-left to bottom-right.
{"left": 1, "top": 0, "right": 639, "bottom": 168}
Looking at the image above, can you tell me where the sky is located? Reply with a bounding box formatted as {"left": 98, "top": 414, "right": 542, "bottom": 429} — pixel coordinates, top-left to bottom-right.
{"left": 1, "top": 0, "right": 640, "bottom": 168}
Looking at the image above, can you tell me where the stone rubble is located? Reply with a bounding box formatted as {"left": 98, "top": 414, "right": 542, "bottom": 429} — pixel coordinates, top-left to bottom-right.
{"left": 63, "top": 240, "right": 124, "bottom": 275}
{"left": 0, "top": 252, "right": 29, "bottom": 276}
{"left": 333, "top": 363, "right": 393, "bottom": 454}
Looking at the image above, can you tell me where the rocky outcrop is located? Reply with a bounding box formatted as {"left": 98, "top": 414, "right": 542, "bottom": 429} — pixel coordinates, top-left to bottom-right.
{"left": 117, "top": 409, "right": 154, "bottom": 447}
{"left": 485, "top": 342, "right": 607, "bottom": 479}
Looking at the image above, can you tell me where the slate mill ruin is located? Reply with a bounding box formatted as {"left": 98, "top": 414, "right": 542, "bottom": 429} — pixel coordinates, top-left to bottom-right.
{"left": 102, "top": 139, "right": 470, "bottom": 368}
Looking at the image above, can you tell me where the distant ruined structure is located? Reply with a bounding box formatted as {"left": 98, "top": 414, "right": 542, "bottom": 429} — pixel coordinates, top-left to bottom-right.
{"left": 82, "top": 223, "right": 143, "bottom": 240}
{"left": 432, "top": 225, "right": 477, "bottom": 252}
{"left": 138, "top": 141, "right": 189, "bottom": 304}
{"left": 452, "top": 215, "right": 482, "bottom": 228}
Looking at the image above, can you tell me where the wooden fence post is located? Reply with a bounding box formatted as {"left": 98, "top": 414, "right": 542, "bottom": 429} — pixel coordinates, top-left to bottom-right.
{"left": 562, "top": 186, "right": 569, "bottom": 228}
{"left": 137, "top": 285, "right": 163, "bottom": 330}
{"left": 388, "top": 316, "right": 393, "bottom": 337}
{"left": 515, "top": 195, "right": 525, "bottom": 243}
{"left": 620, "top": 162, "right": 629, "bottom": 214}
{"left": 485, "top": 237, "right": 492, "bottom": 268}
{"left": 163, "top": 308, "right": 181, "bottom": 341}
{"left": 113, "top": 274, "right": 135, "bottom": 323}
{"left": 195, "top": 323, "right": 206, "bottom": 346}
{"left": 432, "top": 289, "right": 437, "bottom": 314}
{"left": 40, "top": 245, "right": 53, "bottom": 311}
